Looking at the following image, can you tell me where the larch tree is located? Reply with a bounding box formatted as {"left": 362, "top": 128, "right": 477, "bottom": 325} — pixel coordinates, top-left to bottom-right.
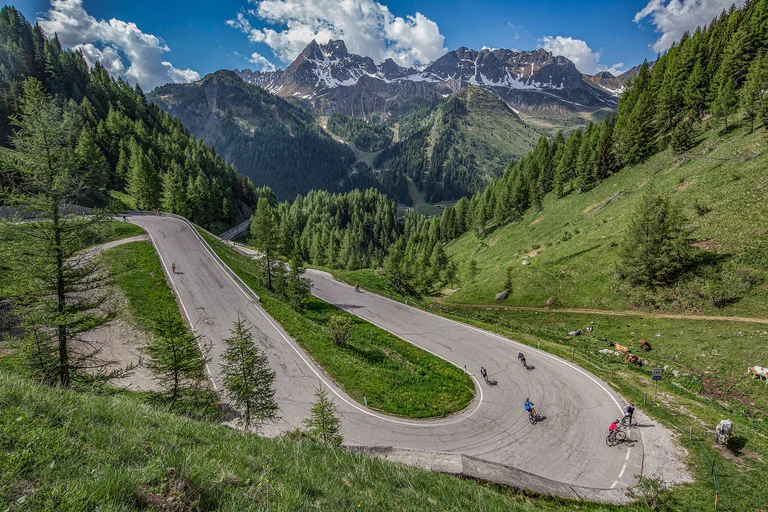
{"left": 250, "top": 196, "right": 279, "bottom": 291}
{"left": 220, "top": 317, "right": 279, "bottom": 431}
{"left": 0, "top": 78, "right": 131, "bottom": 387}
{"left": 303, "top": 387, "right": 343, "bottom": 446}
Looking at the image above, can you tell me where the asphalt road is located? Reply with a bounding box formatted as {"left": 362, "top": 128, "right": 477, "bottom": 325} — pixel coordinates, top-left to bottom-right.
{"left": 130, "top": 215, "right": 643, "bottom": 491}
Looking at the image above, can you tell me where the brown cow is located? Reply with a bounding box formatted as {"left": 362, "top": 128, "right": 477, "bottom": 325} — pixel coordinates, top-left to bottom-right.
{"left": 615, "top": 343, "right": 629, "bottom": 353}
{"left": 625, "top": 353, "right": 642, "bottom": 366}
{"left": 639, "top": 339, "right": 651, "bottom": 351}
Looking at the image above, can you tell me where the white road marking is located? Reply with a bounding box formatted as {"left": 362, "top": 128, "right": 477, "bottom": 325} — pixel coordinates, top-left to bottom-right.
{"left": 145, "top": 227, "right": 218, "bottom": 391}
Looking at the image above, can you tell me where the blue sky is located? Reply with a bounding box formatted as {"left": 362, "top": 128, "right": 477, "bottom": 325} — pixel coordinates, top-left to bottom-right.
{"left": 11, "top": 0, "right": 743, "bottom": 90}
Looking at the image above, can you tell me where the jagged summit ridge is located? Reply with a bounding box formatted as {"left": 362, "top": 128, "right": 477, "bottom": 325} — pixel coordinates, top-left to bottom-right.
{"left": 235, "top": 39, "right": 619, "bottom": 119}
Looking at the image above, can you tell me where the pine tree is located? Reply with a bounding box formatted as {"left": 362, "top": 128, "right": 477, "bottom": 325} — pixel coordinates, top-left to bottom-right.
{"left": 127, "top": 142, "right": 161, "bottom": 210}
{"left": 303, "top": 387, "right": 343, "bottom": 446}
{"left": 712, "top": 77, "right": 739, "bottom": 131}
{"left": 684, "top": 59, "right": 708, "bottom": 116}
{"left": 670, "top": 116, "right": 696, "bottom": 154}
{"left": 145, "top": 311, "right": 211, "bottom": 405}
{"left": 161, "top": 161, "right": 190, "bottom": 217}
{"left": 0, "top": 78, "right": 131, "bottom": 387}
{"left": 220, "top": 317, "right": 279, "bottom": 431}
{"left": 467, "top": 259, "right": 479, "bottom": 283}
{"left": 74, "top": 129, "right": 109, "bottom": 192}
{"left": 286, "top": 254, "right": 312, "bottom": 310}
{"left": 741, "top": 54, "right": 766, "bottom": 133}
{"left": 250, "top": 196, "right": 279, "bottom": 291}
{"left": 617, "top": 187, "right": 692, "bottom": 288}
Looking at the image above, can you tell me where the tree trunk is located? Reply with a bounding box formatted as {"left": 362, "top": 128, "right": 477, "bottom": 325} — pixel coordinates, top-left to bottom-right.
{"left": 54, "top": 204, "right": 70, "bottom": 387}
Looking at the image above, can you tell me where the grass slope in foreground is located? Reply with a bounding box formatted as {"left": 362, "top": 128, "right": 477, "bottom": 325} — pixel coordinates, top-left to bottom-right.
{"left": 445, "top": 125, "right": 768, "bottom": 317}
{"left": 200, "top": 231, "right": 475, "bottom": 418}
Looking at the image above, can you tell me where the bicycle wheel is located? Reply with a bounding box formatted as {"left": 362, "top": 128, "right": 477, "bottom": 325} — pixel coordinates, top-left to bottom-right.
{"left": 606, "top": 434, "right": 615, "bottom": 447}
{"left": 616, "top": 430, "right": 626, "bottom": 442}
{"left": 528, "top": 410, "right": 537, "bottom": 425}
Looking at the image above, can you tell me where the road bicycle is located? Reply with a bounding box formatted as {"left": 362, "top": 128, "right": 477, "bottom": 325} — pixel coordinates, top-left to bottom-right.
{"left": 527, "top": 408, "right": 538, "bottom": 425}
{"left": 606, "top": 428, "right": 626, "bottom": 447}
{"left": 620, "top": 415, "right": 636, "bottom": 429}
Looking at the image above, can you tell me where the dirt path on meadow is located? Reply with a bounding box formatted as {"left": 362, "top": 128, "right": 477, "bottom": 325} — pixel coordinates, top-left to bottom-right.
{"left": 433, "top": 298, "right": 768, "bottom": 325}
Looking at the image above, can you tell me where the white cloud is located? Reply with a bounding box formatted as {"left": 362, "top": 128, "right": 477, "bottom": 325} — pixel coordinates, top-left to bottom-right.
{"left": 248, "top": 51, "right": 277, "bottom": 71}
{"left": 634, "top": 0, "right": 746, "bottom": 53}
{"left": 38, "top": 0, "right": 200, "bottom": 90}
{"left": 539, "top": 35, "right": 624, "bottom": 75}
{"left": 228, "top": 0, "right": 447, "bottom": 67}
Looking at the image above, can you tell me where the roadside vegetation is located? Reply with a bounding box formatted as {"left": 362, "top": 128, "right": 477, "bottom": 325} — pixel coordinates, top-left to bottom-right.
{"left": 200, "top": 231, "right": 475, "bottom": 418}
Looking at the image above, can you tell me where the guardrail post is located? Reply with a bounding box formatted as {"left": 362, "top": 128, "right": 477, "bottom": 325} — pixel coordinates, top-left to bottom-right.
{"left": 643, "top": 392, "right": 647, "bottom": 406}
{"left": 714, "top": 491, "right": 719, "bottom": 509}
{"left": 571, "top": 347, "right": 574, "bottom": 359}
{"left": 689, "top": 425, "right": 692, "bottom": 441}
{"left": 537, "top": 340, "right": 540, "bottom": 349}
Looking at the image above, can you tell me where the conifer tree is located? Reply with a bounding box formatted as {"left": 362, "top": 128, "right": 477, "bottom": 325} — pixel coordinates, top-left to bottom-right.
{"left": 127, "top": 142, "right": 161, "bottom": 210}
{"left": 220, "top": 317, "right": 279, "bottom": 431}
{"left": 74, "top": 129, "right": 109, "bottom": 192}
{"left": 741, "top": 54, "right": 766, "bottom": 133}
{"left": 684, "top": 59, "right": 708, "bottom": 116}
{"left": 303, "top": 387, "right": 343, "bottom": 446}
{"left": 670, "top": 116, "right": 696, "bottom": 154}
{"left": 145, "top": 311, "right": 211, "bottom": 405}
{"left": 250, "top": 196, "right": 279, "bottom": 291}
{"left": 712, "top": 77, "right": 739, "bottom": 131}
{"left": 618, "top": 187, "right": 692, "bottom": 287}
{"left": 0, "top": 78, "right": 131, "bottom": 387}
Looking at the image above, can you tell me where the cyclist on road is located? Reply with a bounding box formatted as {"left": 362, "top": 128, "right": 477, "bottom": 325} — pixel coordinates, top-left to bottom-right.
{"left": 623, "top": 402, "right": 635, "bottom": 427}
{"left": 171, "top": 262, "right": 176, "bottom": 274}
{"left": 355, "top": 282, "right": 360, "bottom": 292}
{"left": 480, "top": 366, "right": 488, "bottom": 382}
{"left": 517, "top": 351, "right": 527, "bottom": 367}
{"left": 609, "top": 419, "right": 619, "bottom": 433}
{"left": 524, "top": 398, "right": 534, "bottom": 414}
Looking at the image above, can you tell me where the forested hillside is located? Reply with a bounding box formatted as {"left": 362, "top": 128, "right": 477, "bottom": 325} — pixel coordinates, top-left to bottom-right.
{"left": 374, "top": 87, "right": 541, "bottom": 203}
{"left": 0, "top": 7, "right": 256, "bottom": 230}
{"left": 149, "top": 71, "right": 379, "bottom": 201}
{"left": 438, "top": 0, "right": 768, "bottom": 244}
{"left": 326, "top": 112, "right": 393, "bottom": 152}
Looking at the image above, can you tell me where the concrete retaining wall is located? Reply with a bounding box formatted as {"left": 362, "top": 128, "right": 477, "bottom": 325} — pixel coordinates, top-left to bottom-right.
{"left": 350, "top": 446, "right": 630, "bottom": 505}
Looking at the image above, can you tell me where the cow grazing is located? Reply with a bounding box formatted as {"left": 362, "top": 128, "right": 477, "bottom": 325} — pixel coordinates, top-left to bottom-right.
{"left": 615, "top": 343, "right": 630, "bottom": 353}
{"left": 716, "top": 419, "right": 733, "bottom": 445}
{"left": 639, "top": 339, "right": 651, "bottom": 351}
{"left": 748, "top": 366, "right": 768, "bottom": 383}
{"left": 625, "top": 353, "right": 642, "bottom": 366}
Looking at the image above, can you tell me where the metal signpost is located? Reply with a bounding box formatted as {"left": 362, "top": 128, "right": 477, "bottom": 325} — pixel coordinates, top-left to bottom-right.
{"left": 652, "top": 368, "right": 663, "bottom": 401}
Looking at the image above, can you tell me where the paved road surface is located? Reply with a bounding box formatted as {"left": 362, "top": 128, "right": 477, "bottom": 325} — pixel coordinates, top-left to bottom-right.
{"left": 130, "top": 215, "right": 643, "bottom": 492}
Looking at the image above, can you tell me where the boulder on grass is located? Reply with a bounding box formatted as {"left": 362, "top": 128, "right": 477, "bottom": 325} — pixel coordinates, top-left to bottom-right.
{"left": 546, "top": 296, "right": 556, "bottom": 307}
{"left": 495, "top": 290, "right": 509, "bottom": 301}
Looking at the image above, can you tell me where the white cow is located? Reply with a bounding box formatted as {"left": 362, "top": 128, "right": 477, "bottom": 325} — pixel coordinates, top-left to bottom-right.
{"left": 747, "top": 366, "right": 768, "bottom": 383}
{"left": 716, "top": 419, "right": 733, "bottom": 445}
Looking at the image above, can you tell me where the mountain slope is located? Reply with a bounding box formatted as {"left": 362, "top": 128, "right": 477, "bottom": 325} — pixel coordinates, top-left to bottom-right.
{"left": 149, "top": 70, "right": 370, "bottom": 200}
{"left": 444, "top": 124, "right": 768, "bottom": 317}
{"left": 374, "top": 86, "right": 541, "bottom": 202}
{"left": 236, "top": 40, "right": 619, "bottom": 128}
